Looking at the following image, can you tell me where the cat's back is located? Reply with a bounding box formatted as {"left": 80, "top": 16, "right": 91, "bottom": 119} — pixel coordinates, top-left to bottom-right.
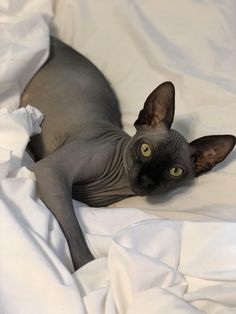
{"left": 21, "top": 37, "right": 122, "bottom": 158}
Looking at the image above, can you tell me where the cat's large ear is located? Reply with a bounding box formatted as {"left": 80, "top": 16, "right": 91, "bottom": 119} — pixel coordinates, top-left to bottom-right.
{"left": 190, "top": 135, "right": 236, "bottom": 175}
{"left": 134, "top": 81, "right": 175, "bottom": 129}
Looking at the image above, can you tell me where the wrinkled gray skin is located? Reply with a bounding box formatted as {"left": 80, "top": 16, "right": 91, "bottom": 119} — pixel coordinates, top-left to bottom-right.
{"left": 21, "top": 37, "right": 236, "bottom": 270}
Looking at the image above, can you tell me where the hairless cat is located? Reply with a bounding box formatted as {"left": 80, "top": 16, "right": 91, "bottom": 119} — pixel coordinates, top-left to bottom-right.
{"left": 21, "top": 37, "right": 236, "bottom": 270}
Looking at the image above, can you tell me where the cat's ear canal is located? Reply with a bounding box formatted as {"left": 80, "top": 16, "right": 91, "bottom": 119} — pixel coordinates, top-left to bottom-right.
{"left": 134, "top": 81, "right": 175, "bottom": 129}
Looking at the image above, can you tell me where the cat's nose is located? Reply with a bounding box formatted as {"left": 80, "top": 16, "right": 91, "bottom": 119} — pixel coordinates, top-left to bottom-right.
{"left": 139, "top": 174, "right": 154, "bottom": 189}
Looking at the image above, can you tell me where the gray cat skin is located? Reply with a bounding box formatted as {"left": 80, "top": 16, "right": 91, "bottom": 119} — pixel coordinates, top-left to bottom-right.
{"left": 21, "top": 37, "right": 236, "bottom": 270}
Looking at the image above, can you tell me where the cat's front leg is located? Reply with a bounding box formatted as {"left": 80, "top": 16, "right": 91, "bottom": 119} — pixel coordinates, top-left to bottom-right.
{"left": 33, "top": 155, "right": 94, "bottom": 270}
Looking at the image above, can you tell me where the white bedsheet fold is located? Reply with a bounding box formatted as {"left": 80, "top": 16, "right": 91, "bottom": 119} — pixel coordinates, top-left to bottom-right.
{"left": 0, "top": 0, "right": 52, "bottom": 110}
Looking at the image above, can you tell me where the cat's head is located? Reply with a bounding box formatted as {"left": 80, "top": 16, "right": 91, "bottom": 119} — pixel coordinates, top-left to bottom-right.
{"left": 126, "top": 82, "right": 236, "bottom": 196}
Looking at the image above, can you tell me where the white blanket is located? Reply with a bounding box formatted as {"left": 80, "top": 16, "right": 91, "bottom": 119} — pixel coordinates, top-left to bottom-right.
{"left": 1, "top": 1, "right": 236, "bottom": 313}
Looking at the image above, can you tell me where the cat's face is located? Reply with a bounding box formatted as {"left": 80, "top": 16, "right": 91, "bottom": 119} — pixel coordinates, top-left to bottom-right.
{"left": 126, "top": 82, "right": 235, "bottom": 196}
{"left": 128, "top": 127, "right": 195, "bottom": 195}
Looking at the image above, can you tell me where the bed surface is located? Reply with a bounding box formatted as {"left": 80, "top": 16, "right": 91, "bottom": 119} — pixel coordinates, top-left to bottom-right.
{"left": 1, "top": 1, "right": 236, "bottom": 313}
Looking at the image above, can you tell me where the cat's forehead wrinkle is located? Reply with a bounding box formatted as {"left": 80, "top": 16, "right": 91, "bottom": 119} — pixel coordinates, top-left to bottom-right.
{"left": 163, "top": 129, "right": 194, "bottom": 170}
{"left": 135, "top": 124, "right": 168, "bottom": 142}
{"left": 133, "top": 127, "right": 191, "bottom": 161}
{"left": 166, "top": 129, "right": 189, "bottom": 153}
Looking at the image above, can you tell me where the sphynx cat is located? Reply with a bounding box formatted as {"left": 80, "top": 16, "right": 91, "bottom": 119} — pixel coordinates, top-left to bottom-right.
{"left": 21, "top": 37, "right": 236, "bottom": 270}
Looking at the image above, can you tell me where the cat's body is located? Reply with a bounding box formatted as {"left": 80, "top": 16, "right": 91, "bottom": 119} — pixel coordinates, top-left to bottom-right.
{"left": 22, "top": 38, "right": 133, "bottom": 207}
{"left": 21, "top": 37, "right": 235, "bottom": 270}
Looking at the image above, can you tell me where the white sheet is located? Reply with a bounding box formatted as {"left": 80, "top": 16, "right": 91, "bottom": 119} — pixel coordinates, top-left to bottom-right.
{"left": 1, "top": 1, "right": 236, "bottom": 313}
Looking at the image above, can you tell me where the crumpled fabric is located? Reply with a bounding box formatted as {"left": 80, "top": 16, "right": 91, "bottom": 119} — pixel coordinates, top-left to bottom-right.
{"left": 0, "top": 105, "right": 43, "bottom": 173}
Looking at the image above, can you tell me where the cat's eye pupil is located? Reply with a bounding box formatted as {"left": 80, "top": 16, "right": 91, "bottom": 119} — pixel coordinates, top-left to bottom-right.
{"left": 140, "top": 143, "right": 152, "bottom": 157}
{"left": 169, "top": 167, "right": 184, "bottom": 177}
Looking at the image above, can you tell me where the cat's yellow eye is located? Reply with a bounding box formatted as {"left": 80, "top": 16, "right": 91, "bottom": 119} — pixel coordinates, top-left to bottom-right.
{"left": 140, "top": 143, "right": 152, "bottom": 158}
{"left": 169, "top": 167, "right": 184, "bottom": 177}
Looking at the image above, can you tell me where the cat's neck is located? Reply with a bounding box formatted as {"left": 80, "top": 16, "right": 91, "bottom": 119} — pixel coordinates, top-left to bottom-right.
{"left": 72, "top": 127, "right": 136, "bottom": 207}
